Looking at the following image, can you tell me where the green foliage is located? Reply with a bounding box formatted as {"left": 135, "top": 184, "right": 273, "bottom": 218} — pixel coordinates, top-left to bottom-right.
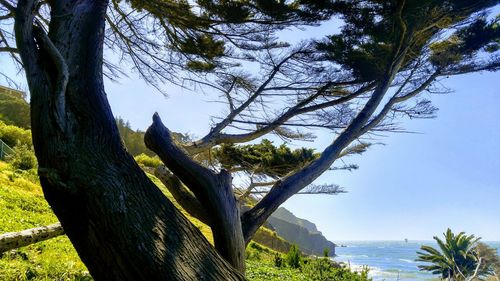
{"left": 0, "top": 89, "right": 30, "bottom": 129}
{"left": 475, "top": 242, "right": 500, "bottom": 278}
{"left": 302, "top": 258, "right": 371, "bottom": 281}
{"left": 116, "top": 117, "right": 153, "bottom": 156}
{"left": 0, "top": 161, "right": 90, "bottom": 280}
{"left": 286, "top": 244, "right": 301, "bottom": 269}
{"left": 316, "top": 1, "right": 499, "bottom": 81}
{"left": 323, "top": 247, "right": 330, "bottom": 258}
{"left": 214, "top": 139, "right": 318, "bottom": 178}
{"left": 273, "top": 253, "right": 283, "bottom": 268}
{"left": 186, "top": 60, "right": 217, "bottom": 72}
{"left": 0, "top": 121, "right": 32, "bottom": 148}
{"left": 134, "top": 153, "right": 162, "bottom": 169}
{"left": 246, "top": 256, "right": 372, "bottom": 281}
{"left": 6, "top": 144, "right": 37, "bottom": 170}
{"left": 430, "top": 16, "right": 500, "bottom": 68}
{"left": 417, "top": 228, "right": 490, "bottom": 280}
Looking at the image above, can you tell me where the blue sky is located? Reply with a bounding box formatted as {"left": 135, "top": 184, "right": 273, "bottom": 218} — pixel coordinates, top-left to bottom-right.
{"left": 1, "top": 11, "right": 499, "bottom": 242}
{"left": 107, "top": 69, "right": 500, "bottom": 242}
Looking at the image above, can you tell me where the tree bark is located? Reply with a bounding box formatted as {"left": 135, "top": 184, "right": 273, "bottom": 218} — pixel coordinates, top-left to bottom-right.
{"left": 0, "top": 223, "right": 64, "bottom": 253}
{"left": 146, "top": 114, "right": 246, "bottom": 272}
{"left": 14, "top": 0, "right": 245, "bottom": 280}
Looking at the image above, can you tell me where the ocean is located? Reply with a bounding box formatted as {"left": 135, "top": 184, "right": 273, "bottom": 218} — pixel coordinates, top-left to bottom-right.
{"left": 332, "top": 241, "right": 500, "bottom": 281}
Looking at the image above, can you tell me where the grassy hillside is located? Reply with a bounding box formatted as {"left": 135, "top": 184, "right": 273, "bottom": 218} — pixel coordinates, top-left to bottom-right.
{"left": 0, "top": 161, "right": 90, "bottom": 280}
{"left": 0, "top": 161, "right": 371, "bottom": 280}
{"left": 0, "top": 101, "right": 368, "bottom": 280}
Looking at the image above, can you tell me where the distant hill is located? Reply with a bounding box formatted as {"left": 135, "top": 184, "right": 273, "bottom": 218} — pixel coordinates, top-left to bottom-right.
{"left": 268, "top": 207, "right": 336, "bottom": 256}
{"left": 271, "top": 207, "right": 318, "bottom": 233}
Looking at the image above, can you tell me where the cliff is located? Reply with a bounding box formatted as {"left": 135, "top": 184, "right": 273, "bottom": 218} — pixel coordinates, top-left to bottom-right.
{"left": 268, "top": 207, "right": 336, "bottom": 256}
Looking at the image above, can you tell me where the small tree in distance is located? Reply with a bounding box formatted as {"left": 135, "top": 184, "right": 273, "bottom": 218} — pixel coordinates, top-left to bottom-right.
{"left": 324, "top": 247, "right": 330, "bottom": 258}
{"left": 286, "top": 244, "right": 302, "bottom": 269}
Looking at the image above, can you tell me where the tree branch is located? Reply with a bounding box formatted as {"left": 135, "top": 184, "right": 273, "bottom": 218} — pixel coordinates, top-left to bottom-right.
{"left": 186, "top": 51, "right": 303, "bottom": 153}
{"left": 0, "top": 0, "right": 15, "bottom": 13}
{"left": 360, "top": 70, "right": 440, "bottom": 134}
{"left": 154, "top": 165, "right": 212, "bottom": 226}
{"left": 0, "top": 223, "right": 65, "bottom": 253}
{"left": 0, "top": 46, "right": 18, "bottom": 53}
{"left": 14, "top": 0, "right": 43, "bottom": 81}
{"left": 241, "top": 43, "right": 410, "bottom": 243}
{"left": 145, "top": 113, "right": 246, "bottom": 270}
{"left": 184, "top": 82, "right": 372, "bottom": 154}
{"left": 145, "top": 113, "right": 220, "bottom": 204}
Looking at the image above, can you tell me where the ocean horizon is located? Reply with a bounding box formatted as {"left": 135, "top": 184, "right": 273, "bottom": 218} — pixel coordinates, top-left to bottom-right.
{"left": 331, "top": 240, "right": 500, "bottom": 281}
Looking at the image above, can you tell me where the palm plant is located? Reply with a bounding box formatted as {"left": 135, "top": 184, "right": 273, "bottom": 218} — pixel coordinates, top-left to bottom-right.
{"left": 417, "top": 229, "right": 480, "bottom": 281}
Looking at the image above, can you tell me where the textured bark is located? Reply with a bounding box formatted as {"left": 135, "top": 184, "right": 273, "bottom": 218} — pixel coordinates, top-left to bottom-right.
{"left": 154, "top": 165, "right": 212, "bottom": 225}
{"left": 146, "top": 114, "right": 246, "bottom": 272}
{"left": 14, "top": 0, "right": 245, "bottom": 280}
{"left": 0, "top": 223, "right": 64, "bottom": 253}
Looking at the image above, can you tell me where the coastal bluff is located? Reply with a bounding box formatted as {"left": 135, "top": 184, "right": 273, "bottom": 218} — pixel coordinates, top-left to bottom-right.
{"left": 268, "top": 207, "right": 336, "bottom": 256}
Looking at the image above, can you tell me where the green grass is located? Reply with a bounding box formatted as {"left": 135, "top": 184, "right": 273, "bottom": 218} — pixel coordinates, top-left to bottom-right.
{"left": 245, "top": 242, "right": 372, "bottom": 281}
{"left": 0, "top": 161, "right": 369, "bottom": 280}
{"left": 0, "top": 161, "right": 90, "bottom": 281}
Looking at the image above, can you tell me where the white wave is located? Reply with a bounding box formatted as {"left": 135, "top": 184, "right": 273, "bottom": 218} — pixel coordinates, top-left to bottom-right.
{"left": 399, "top": 258, "right": 417, "bottom": 264}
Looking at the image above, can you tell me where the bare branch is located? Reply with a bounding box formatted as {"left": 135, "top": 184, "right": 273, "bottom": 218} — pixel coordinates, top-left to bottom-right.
{"left": 0, "top": 46, "right": 17, "bottom": 52}
{"left": 237, "top": 178, "right": 277, "bottom": 202}
{"left": 184, "top": 81, "right": 372, "bottom": 154}
{"left": 0, "top": 0, "right": 15, "bottom": 13}
{"left": 361, "top": 70, "right": 441, "bottom": 134}
{"left": 241, "top": 40, "right": 411, "bottom": 242}
{"left": 145, "top": 113, "right": 220, "bottom": 201}
{"left": 0, "top": 223, "right": 65, "bottom": 253}
{"left": 188, "top": 50, "right": 304, "bottom": 150}
{"left": 249, "top": 184, "right": 346, "bottom": 196}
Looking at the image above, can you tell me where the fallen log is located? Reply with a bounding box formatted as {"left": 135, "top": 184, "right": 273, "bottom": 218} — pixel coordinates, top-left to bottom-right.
{"left": 0, "top": 223, "right": 65, "bottom": 253}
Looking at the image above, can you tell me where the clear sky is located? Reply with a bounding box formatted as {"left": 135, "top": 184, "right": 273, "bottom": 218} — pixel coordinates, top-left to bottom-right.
{"left": 1, "top": 11, "right": 499, "bottom": 242}
{"left": 106, "top": 69, "right": 500, "bottom": 242}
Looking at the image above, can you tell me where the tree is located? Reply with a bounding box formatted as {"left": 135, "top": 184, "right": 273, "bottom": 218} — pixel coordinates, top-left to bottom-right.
{"left": 1, "top": 0, "right": 499, "bottom": 280}
{"left": 417, "top": 229, "right": 499, "bottom": 281}
{"left": 286, "top": 244, "right": 302, "bottom": 269}
{"left": 0, "top": 88, "right": 30, "bottom": 129}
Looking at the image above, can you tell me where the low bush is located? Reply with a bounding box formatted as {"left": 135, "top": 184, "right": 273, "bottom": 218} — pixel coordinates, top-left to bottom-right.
{"left": 6, "top": 144, "right": 37, "bottom": 170}
{"left": 134, "top": 153, "right": 162, "bottom": 168}
{"left": 0, "top": 121, "right": 32, "bottom": 148}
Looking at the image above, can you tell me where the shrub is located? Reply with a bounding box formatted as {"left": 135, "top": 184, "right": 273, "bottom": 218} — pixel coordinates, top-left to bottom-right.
{"left": 286, "top": 244, "right": 301, "bottom": 269}
{"left": 273, "top": 253, "right": 283, "bottom": 268}
{"left": 134, "top": 153, "right": 162, "bottom": 168}
{"left": 7, "top": 144, "right": 37, "bottom": 170}
{"left": 302, "top": 258, "right": 371, "bottom": 281}
{"left": 323, "top": 247, "right": 330, "bottom": 258}
{"left": 0, "top": 121, "right": 32, "bottom": 148}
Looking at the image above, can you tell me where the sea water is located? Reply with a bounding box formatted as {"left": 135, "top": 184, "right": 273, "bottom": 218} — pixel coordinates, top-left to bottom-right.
{"left": 332, "top": 241, "right": 500, "bottom": 281}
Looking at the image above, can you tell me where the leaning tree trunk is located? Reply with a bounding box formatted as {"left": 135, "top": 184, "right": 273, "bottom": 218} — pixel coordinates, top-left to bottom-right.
{"left": 14, "top": 0, "right": 244, "bottom": 280}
